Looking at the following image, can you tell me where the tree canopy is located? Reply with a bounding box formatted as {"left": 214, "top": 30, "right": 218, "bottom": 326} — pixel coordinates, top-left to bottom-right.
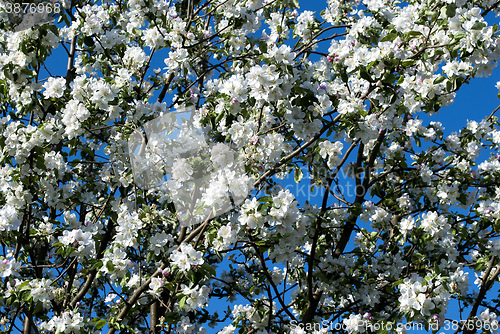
{"left": 1, "top": 0, "right": 500, "bottom": 333}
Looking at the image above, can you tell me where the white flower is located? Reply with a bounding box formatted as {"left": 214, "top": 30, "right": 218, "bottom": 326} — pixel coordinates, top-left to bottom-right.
{"left": 220, "top": 75, "right": 248, "bottom": 102}
{"left": 210, "top": 143, "right": 235, "bottom": 169}
{"left": 149, "top": 232, "right": 171, "bottom": 255}
{"left": 30, "top": 278, "right": 54, "bottom": 308}
{"left": 216, "top": 224, "right": 237, "bottom": 249}
{"left": 123, "top": 46, "right": 147, "bottom": 68}
{"left": 343, "top": 314, "right": 366, "bottom": 333}
{"left": 399, "top": 216, "right": 414, "bottom": 235}
{"left": 149, "top": 277, "right": 164, "bottom": 296}
{"left": 143, "top": 27, "right": 165, "bottom": 48}
{"left": 0, "top": 260, "right": 13, "bottom": 277}
{"left": 420, "top": 212, "right": 448, "bottom": 236}
{"left": 318, "top": 140, "right": 343, "bottom": 169}
{"left": 39, "top": 310, "right": 83, "bottom": 333}
{"left": 105, "top": 293, "right": 118, "bottom": 303}
{"left": 170, "top": 243, "right": 203, "bottom": 273}
{"left": 420, "top": 297, "right": 435, "bottom": 316}
{"left": 43, "top": 77, "right": 66, "bottom": 99}
{"left": 61, "top": 100, "right": 90, "bottom": 139}
{"left": 181, "top": 284, "right": 210, "bottom": 310}
{"left": 171, "top": 158, "right": 193, "bottom": 182}
{"left": 58, "top": 229, "right": 92, "bottom": 246}
{"left": 0, "top": 205, "right": 22, "bottom": 232}
{"left": 165, "top": 48, "right": 189, "bottom": 72}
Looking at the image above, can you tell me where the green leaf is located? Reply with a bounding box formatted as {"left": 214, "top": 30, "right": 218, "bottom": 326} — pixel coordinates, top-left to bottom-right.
{"left": 471, "top": 21, "right": 486, "bottom": 30}
{"left": 83, "top": 36, "right": 95, "bottom": 47}
{"left": 257, "top": 202, "right": 269, "bottom": 211}
{"left": 179, "top": 296, "right": 187, "bottom": 310}
{"left": 119, "top": 275, "right": 129, "bottom": 287}
{"left": 294, "top": 167, "right": 303, "bottom": 183}
{"left": 380, "top": 33, "right": 398, "bottom": 42}
{"left": 359, "top": 69, "right": 372, "bottom": 82}
{"left": 164, "top": 312, "right": 178, "bottom": 324}
{"left": 407, "top": 31, "right": 423, "bottom": 37}
{"left": 89, "top": 260, "right": 103, "bottom": 271}
{"left": 258, "top": 41, "right": 267, "bottom": 54}
{"left": 259, "top": 196, "right": 272, "bottom": 202}
{"left": 147, "top": 251, "right": 154, "bottom": 263}
{"left": 106, "top": 261, "right": 114, "bottom": 272}
{"left": 187, "top": 270, "right": 196, "bottom": 282}
{"left": 382, "top": 73, "right": 396, "bottom": 84}
{"left": 215, "top": 110, "right": 226, "bottom": 124}
{"left": 33, "top": 301, "right": 44, "bottom": 314}
{"left": 454, "top": 31, "right": 466, "bottom": 40}
{"left": 441, "top": 4, "right": 456, "bottom": 17}
{"left": 95, "top": 319, "right": 107, "bottom": 330}
{"left": 454, "top": 76, "right": 467, "bottom": 91}
{"left": 401, "top": 60, "right": 415, "bottom": 67}
{"left": 349, "top": 203, "right": 362, "bottom": 217}
{"left": 201, "top": 263, "right": 216, "bottom": 276}
{"left": 47, "top": 24, "right": 59, "bottom": 37}
{"left": 433, "top": 76, "right": 446, "bottom": 84}
{"left": 22, "top": 291, "right": 32, "bottom": 302}
{"left": 18, "top": 281, "right": 30, "bottom": 291}
{"left": 341, "top": 72, "right": 348, "bottom": 83}
{"left": 446, "top": 81, "right": 453, "bottom": 92}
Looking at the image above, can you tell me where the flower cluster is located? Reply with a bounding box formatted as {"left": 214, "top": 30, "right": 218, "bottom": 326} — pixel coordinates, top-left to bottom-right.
{"left": 170, "top": 243, "right": 204, "bottom": 273}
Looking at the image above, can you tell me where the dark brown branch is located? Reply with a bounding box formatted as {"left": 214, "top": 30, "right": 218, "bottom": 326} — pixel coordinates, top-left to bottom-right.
{"left": 461, "top": 256, "right": 500, "bottom": 334}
